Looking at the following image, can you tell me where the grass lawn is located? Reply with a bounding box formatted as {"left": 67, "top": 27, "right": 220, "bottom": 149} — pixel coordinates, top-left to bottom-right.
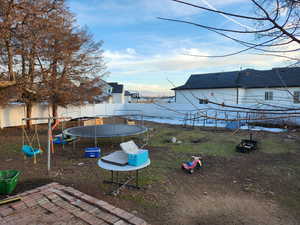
{"left": 1, "top": 121, "right": 300, "bottom": 225}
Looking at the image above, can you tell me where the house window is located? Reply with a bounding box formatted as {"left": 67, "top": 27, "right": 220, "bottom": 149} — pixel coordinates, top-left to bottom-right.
{"left": 294, "top": 91, "right": 300, "bottom": 103}
{"left": 199, "top": 98, "right": 208, "bottom": 104}
{"left": 265, "top": 91, "right": 273, "bottom": 101}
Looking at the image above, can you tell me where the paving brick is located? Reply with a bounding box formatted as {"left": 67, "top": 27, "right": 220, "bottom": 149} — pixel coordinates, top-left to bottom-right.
{"left": 111, "top": 207, "right": 128, "bottom": 217}
{"left": 94, "top": 211, "right": 120, "bottom": 224}
{"left": 52, "top": 190, "right": 75, "bottom": 202}
{"left": 117, "top": 210, "right": 135, "bottom": 221}
{"left": 0, "top": 216, "right": 6, "bottom": 223}
{"left": 76, "top": 211, "right": 107, "bottom": 225}
{"left": 10, "top": 201, "right": 27, "bottom": 210}
{"left": 37, "top": 197, "right": 50, "bottom": 205}
{"left": 100, "top": 203, "right": 116, "bottom": 211}
{"left": 113, "top": 220, "right": 131, "bottom": 225}
{"left": 128, "top": 216, "right": 148, "bottom": 225}
{"left": 45, "top": 193, "right": 61, "bottom": 202}
{"left": 0, "top": 207, "right": 14, "bottom": 217}
{"left": 0, "top": 183, "right": 149, "bottom": 225}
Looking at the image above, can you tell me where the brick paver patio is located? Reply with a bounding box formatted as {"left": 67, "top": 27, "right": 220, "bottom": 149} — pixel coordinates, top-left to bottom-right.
{"left": 0, "top": 183, "right": 148, "bottom": 225}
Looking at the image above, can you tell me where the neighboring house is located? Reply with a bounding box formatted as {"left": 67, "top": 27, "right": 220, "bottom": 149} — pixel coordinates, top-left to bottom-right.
{"left": 94, "top": 80, "right": 113, "bottom": 103}
{"left": 125, "top": 91, "right": 140, "bottom": 103}
{"left": 133, "top": 96, "right": 175, "bottom": 103}
{"left": 108, "top": 82, "right": 125, "bottom": 103}
{"left": 128, "top": 92, "right": 140, "bottom": 103}
{"left": 172, "top": 67, "right": 300, "bottom": 105}
{"left": 95, "top": 81, "right": 134, "bottom": 104}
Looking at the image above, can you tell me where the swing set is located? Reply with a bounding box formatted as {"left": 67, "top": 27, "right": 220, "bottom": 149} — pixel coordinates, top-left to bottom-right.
{"left": 22, "top": 123, "right": 43, "bottom": 164}
{"left": 21, "top": 117, "right": 71, "bottom": 171}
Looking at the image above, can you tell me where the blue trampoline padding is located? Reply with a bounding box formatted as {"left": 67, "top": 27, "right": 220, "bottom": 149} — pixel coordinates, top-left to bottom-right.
{"left": 22, "top": 145, "right": 42, "bottom": 157}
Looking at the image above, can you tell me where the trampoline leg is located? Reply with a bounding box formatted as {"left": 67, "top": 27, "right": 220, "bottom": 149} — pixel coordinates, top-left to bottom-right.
{"left": 111, "top": 171, "right": 114, "bottom": 183}
{"left": 94, "top": 137, "right": 97, "bottom": 147}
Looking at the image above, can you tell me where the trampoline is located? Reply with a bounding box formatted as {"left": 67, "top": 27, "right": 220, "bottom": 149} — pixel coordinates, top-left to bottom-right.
{"left": 63, "top": 124, "right": 148, "bottom": 138}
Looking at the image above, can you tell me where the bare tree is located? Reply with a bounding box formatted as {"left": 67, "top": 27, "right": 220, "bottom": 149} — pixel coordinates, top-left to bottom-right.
{"left": 36, "top": 14, "right": 107, "bottom": 119}
{"left": 0, "top": 0, "right": 107, "bottom": 127}
{"left": 159, "top": 0, "right": 300, "bottom": 61}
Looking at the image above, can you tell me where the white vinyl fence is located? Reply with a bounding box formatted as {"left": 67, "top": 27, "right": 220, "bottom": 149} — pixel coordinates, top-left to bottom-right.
{"left": 1, "top": 102, "right": 300, "bottom": 128}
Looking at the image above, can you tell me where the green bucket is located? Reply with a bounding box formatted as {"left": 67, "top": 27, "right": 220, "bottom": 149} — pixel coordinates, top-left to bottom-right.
{"left": 0, "top": 170, "right": 20, "bottom": 194}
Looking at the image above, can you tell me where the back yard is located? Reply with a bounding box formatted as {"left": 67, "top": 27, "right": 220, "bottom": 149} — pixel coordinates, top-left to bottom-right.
{"left": 1, "top": 121, "right": 300, "bottom": 225}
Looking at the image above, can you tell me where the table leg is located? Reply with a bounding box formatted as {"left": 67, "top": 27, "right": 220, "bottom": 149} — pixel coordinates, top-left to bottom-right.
{"left": 116, "top": 171, "right": 119, "bottom": 186}
{"left": 136, "top": 170, "right": 139, "bottom": 188}
{"left": 103, "top": 170, "right": 145, "bottom": 190}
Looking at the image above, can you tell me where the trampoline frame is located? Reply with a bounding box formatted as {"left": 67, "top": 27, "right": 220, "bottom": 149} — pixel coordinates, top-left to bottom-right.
{"left": 63, "top": 124, "right": 148, "bottom": 138}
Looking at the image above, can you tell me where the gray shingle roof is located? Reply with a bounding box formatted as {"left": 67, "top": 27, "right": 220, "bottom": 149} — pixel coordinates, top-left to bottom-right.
{"left": 172, "top": 67, "right": 300, "bottom": 90}
{"left": 108, "top": 82, "right": 124, "bottom": 93}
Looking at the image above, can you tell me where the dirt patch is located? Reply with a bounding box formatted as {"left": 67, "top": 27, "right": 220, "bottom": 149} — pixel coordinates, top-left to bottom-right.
{"left": 0, "top": 122, "right": 300, "bottom": 225}
{"left": 172, "top": 192, "right": 296, "bottom": 225}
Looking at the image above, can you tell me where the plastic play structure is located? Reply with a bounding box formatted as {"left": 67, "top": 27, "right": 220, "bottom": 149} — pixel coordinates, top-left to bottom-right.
{"left": 52, "top": 119, "right": 77, "bottom": 145}
{"left": 181, "top": 156, "right": 203, "bottom": 174}
{"left": 53, "top": 134, "right": 77, "bottom": 145}
{"left": 0, "top": 170, "right": 20, "bottom": 194}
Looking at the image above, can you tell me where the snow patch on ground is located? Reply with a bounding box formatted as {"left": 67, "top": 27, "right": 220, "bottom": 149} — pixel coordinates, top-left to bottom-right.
{"left": 138, "top": 116, "right": 287, "bottom": 133}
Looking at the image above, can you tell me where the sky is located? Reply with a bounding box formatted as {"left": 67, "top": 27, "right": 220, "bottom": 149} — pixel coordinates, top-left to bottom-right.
{"left": 67, "top": 0, "right": 292, "bottom": 96}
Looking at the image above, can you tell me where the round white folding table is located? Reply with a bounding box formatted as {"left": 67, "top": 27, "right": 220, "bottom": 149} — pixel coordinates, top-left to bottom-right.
{"left": 98, "top": 158, "right": 151, "bottom": 190}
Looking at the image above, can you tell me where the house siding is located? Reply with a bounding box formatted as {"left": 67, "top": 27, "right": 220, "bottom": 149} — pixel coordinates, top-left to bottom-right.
{"left": 175, "top": 88, "right": 239, "bottom": 105}
{"left": 175, "top": 87, "right": 300, "bottom": 105}
{"left": 111, "top": 93, "right": 124, "bottom": 104}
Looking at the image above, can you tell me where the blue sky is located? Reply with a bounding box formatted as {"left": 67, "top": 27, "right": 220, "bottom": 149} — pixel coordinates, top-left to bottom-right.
{"left": 68, "top": 0, "right": 290, "bottom": 96}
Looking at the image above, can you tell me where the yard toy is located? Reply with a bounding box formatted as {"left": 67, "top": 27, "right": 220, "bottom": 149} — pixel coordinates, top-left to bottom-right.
{"left": 236, "top": 139, "right": 257, "bottom": 153}
{"left": 22, "top": 123, "right": 43, "bottom": 164}
{"left": 0, "top": 170, "right": 20, "bottom": 195}
{"left": 236, "top": 134, "right": 257, "bottom": 153}
{"left": 181, "top": 156, "right": 203, "bottom": 174}
{"left": 53, "top": 134, "right": 77, "bottom": 144}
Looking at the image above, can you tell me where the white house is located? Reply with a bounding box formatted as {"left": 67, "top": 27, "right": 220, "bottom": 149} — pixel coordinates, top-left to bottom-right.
{"left": 172, "top": 67, "right": 300, "bottom": 106}
{"left": 108, "top": 82, "right": 125, "bottom": 104}
{"left": 93, "top": 80, "right": 113, "bottom": 103}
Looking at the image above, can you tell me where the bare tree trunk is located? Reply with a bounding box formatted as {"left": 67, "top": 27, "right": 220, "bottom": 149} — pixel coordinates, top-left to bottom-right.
{"left": 52, "top": 102, "right": 57, "bottom": 118}
{"left": 26, "top": 102, "right": 32, "bottom": 129}
{"left": 5, "top": 40, "right": 15, "bottom": 81}
{"left": 22, "top": 54, "right": 26, "bottom": 77}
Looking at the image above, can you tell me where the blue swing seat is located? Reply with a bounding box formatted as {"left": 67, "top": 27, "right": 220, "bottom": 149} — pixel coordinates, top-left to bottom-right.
{"left": 22, "top": 145, "right": 42, "bottom": 157}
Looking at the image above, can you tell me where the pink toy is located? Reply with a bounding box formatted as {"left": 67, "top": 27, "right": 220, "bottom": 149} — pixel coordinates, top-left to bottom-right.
{"left": 181, "top": 156, "right": 203, "bottom": 174}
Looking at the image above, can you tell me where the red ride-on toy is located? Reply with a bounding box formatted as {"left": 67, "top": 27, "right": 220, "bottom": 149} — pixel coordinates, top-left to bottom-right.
{"left": 181, "top": 156, "right": 203, "bottom": 174}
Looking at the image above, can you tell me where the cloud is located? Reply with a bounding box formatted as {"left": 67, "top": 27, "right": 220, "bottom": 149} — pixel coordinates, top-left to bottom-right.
{"left": 102, "top": 43, "right": 295, "bottom": 96}
{"left": 104, "top": 47, "right": 286, "bottom": 75}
